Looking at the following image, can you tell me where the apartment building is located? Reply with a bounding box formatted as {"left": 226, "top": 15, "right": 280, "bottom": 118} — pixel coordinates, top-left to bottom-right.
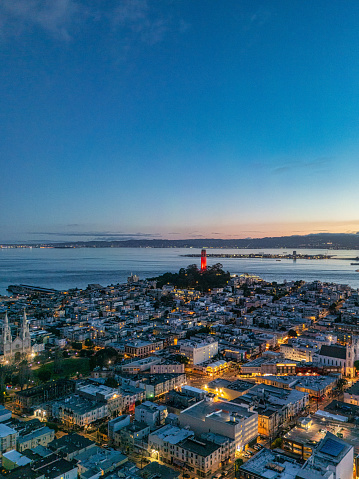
{"left": 52, "top": 395, "right": 108, "bottom": 428}
{"left": 179, "top": 398, "right": 258, "bottom": 452}
{"left": 173, "top": 437, "right": 222, "bottom": 477}
{"left": 17, "top": 426, "right": 55, "bottom": 452}
{"left": 134, "top": 401, "right": 167, "bottom": 429}
{"left": 124, "top": 340, "right": 164, "bottom": 358}
{"left": 148, "top": 424, "right": 194, "bottom": 463}
{"left": 150, "top": 363, "right": 185, "bottom": 374}
{"left": 180, "top": 340, "right": 218, "bottom": 365}
{"left": 0, "top": 424, "right": 17, "bottom": 456}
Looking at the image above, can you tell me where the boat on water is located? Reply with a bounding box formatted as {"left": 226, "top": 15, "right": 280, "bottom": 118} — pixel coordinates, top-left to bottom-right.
{"left": 356, "top": 270, "right": 359, "bottom": 272}
{"left": 351, "top": 263, "right": 359, "bottom": 265}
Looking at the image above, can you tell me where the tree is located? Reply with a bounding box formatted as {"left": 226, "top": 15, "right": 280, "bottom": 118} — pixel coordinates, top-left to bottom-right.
{"left": 105, "top": 377, "right": 119, "bottom": 388}
{"left": 72, "top": 342, "right": 83, "bottom": 350}
{"left": 337, "top": 378, "right": 347, "bottom": 391}
{"left": 46, "top": 422, "right": 59, "bottom": 432}
{"left": 173, "top": 354, "right": 189, "bottom": 365}
{"left": 84, "top": 339, "right": 94, "bottom": 347}
{"left": 89, "top": 347, "right": 120, "bottom": 370}
{"left": 53, "top": 350, "right": 63, "bottom": 375}
{"left": 149, "top": 263, "right": 230, "bottom": 292}
{"left": 329, "top": 301, "right": 339, "bottom": 313}
{"left": 38, "top": 369, "right": 52, "bottom": 383}
{"left": 288, "top": 329, "right": 297, "bottom": 338}
{"left": 271, "top": 437, "right": 283, "bottom": 449}
{"left": 0, "top": 367, "right": 6, "bottom": 404}
{"left": 18, "top": 360, "right": 32, "bottom": 390}
{"left": 354, "top": 360, "right": 359, "bottom": 371}
{"left": 235, "top": 458, "right": 244, "bottom": 477}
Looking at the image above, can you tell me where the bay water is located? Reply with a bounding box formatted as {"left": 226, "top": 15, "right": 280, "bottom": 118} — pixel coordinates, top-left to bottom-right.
{"left": 1, "top": 247, "right": 359, "bottom": 296}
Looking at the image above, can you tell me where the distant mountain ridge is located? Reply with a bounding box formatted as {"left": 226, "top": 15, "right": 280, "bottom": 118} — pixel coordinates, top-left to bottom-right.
{"left": 3, "top": 233, "right": 359, "bottom": 249}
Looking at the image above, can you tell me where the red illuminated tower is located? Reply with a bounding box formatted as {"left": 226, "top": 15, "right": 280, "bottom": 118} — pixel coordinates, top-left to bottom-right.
{"left": 201, "top": 249, "right": 207, "bottom": 271}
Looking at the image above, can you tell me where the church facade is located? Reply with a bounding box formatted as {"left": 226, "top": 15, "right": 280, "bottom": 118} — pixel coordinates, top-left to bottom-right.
{"left": 0, "top": 311, "right": 32, "bottom": 361}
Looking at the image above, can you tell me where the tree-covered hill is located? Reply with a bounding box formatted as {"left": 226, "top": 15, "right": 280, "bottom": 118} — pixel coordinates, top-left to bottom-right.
{"left": 149, "top": 263, "right": 231, "bottom": 292}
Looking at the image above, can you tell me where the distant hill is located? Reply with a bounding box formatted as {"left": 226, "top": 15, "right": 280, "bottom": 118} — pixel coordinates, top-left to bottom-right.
{"left": 5, "top": 232, "right": 359, "bottom": 249}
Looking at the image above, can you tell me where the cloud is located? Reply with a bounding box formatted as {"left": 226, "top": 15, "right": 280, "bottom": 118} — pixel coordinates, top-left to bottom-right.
{"left": 29, "top": 231, "right": 160, "bottom": 238}
{"left": 272, "top": 156, "right": 333, "bottom": 175}
{"left": 113, "top": 0, "right": 149, "bottom": 26}
{"left": 0, "top": 0, "right": 83, "bottom": 40}
{"left": 246, "top": 8, "right": 271, "bottom": 30}
{"left": 111, "top": 0, "right": 172, "bottom": 46}
{"left": 0, "top": 0, "right": 189, "bottom": 47}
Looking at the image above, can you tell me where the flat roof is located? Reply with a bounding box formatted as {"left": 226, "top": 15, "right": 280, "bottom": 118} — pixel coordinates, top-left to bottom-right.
{"left": 179, "top": 437, "right": 219, "bottom": 457}
{"left": 0, "top": 423, "right": 16, "bottom": 437}
{"left": 49, "top": 433, "right": 94, "bottom": 454}
{"left": 284, "top": 416, "right": 359, "bottom": 454}
{"left": 239, "top": 447, "right": 302, "bottom": 479}
{"left": 18, "top": 426, "right": 53, "bottom": 444}
{"left": 180, "top": 399, "right": 255, "bottom": 423}
{"left": 149, "top": 425, "right": 193, "bottom": 444}
{"left": 141, "top": 461, "right": 180, "bottom": 479}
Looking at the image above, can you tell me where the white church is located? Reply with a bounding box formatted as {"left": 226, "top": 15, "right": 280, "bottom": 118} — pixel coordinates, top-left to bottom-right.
{"left": 0, "top": 310, "right": 32, "bottom": 362}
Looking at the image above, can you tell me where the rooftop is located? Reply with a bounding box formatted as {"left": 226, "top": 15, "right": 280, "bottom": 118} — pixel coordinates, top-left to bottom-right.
{"left": 179, "top": 437, "right": 220, "bottom": 457}
{"left": 18, "top": 426, "right": 53, "bottom": 444}
{"left": 319, "top": 345, "right": 347, "bottom": 360}
{"left": 49, "top": 433, "right": 95, "bottom": 454}
{"left": 74, "top": 446, "right": 127, "bottom": 472}
{"left": 284, "top": 415, "right": 359, "bottom": 454}
{"left": 141, "top": 461, "right": 180, "bottom": 479}
{"left": 2, "top": 450, "right": 32, "bottom": 467}
{"left": 0, "top": 423, "right": 16, "bottom": 438}
{"left": 180, "top": 399, "right": 255, "bottom": 423}
{"left": 239, "top": 447, "right": 303, "bottom": 479}
{"left": 149, "top": 424, "right": 194, "bottom": 444}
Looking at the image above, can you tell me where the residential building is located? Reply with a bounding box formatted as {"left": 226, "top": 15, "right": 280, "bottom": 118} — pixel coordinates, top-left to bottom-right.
{"left": 134, "top": 401, "right": 167, "bottom": 429}
{"left": 48, "top": 433, "right": 96, "bottom": 461}
{"left": 148, "top": 425, "right": 194, "bottom": 463}
{"left": 124, "top": 340, "right": 164, "bottom": 358}
{"left": 150, "top": 363, "right": 185, "bottom": 374}
{"left": 74, "top": 446, "right": 127, "bottom": 478}
{"left": 114, "top": 421, "right": 150, "bottom": 450}
{"left": 17, "top": 426, "right": 55, "bottom": 452}
{"left": 15, "top": 379, "right": 75, "bottom": 412}
{"left": 108, "top": 415, "right": 130, "bottom": 442}
{"left": 304, "top": 431, "right": 354, "bottom": 479}
{"left": 180, "top": 340, "right": 218, "bottom": 365}
{"left": 52, "top": 395, "right": 108, "bottom": 428}
{"left": 236, "top": 448, "right": 305, "bottom": 479}
{"left": 179, "top": 398, "right": 258, "bottom": 452}
{"left": 0, "top": 424, "right": 17, "bottom": 456}
{"left": 344, "top": 382, "right": 359, "bottom": 405}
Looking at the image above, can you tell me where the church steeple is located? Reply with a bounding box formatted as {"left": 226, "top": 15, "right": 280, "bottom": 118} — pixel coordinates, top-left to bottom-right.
{"left": 3, "top": 311, "right": 12, "bottom": 344}
{"left": 21, "top": 309, "right": 30, "bottom": 342}
{"left": 1, "top": 311, "right": 12, "bottom": 358}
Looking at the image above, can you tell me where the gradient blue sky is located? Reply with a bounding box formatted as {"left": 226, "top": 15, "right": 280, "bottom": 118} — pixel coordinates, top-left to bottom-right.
{"left": 1, "top": 0, "right": 359, "bottom": 242}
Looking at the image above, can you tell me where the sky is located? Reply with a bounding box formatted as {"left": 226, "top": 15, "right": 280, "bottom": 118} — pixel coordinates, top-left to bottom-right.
{"left": 1, "top": 0, "right": 359, "bottom": 243}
